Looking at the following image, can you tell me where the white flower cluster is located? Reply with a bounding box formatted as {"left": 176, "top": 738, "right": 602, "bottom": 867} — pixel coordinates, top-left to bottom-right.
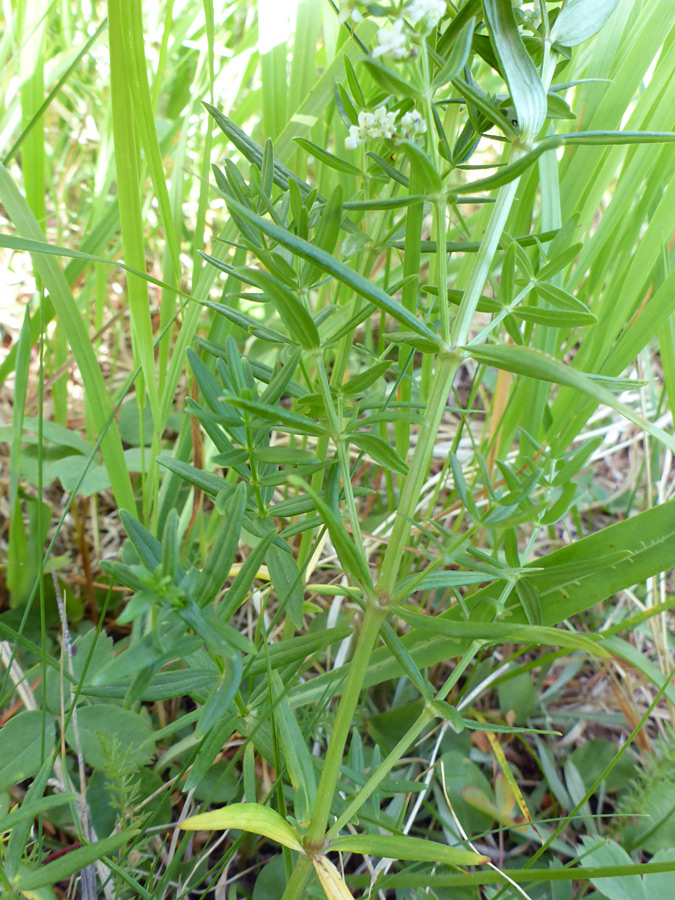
{"left": 339, "top": 0, "right": 447, "bottom": 49}
{"left": 372, "top": 19, "right": 408, "bottom": 59}
{"left": 344, "top": 108, "right": 426, "bottom": 149}
{"left": 405, "top": 0, "right": 446, "bottom": 35}
{"left": 399, "top": 109, "right": 427, "bottom": 140}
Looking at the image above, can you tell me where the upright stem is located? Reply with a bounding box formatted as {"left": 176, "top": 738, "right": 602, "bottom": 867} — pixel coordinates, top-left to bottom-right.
{"left": 376, "top": 350, "right": 459, "bottom": 598}
{"left": 452, "top": 168, "right": 522, "bottom": 347}
{"left": 306, "top": 603, "right": 386, "bottom": 848}
{"left": 325, "top": 640, "right": 481, "bottom": 838}
{"left": 377, "top": 166, "right": 524, "bottom": 596}
{"left": 279, "top": 853, "right": 312, "bottom": 900}
{"left": 314, "top": 354, "right": 368, "bottom": 570}
{"left": 435, "top": 199, "right": 450, "bottom": 344}
{"left": 327, "top": 707, "right": 434, "bottom": 840}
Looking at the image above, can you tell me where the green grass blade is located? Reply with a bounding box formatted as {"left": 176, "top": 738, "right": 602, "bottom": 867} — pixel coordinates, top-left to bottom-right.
{"left": 108, "top": 0, "right": 160, "bottom": 427}
{"left": 0, "top": 162, "right": 136, "bottom": 513}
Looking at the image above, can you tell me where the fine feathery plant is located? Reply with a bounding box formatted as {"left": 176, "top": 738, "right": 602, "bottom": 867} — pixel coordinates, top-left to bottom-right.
{"left": 3, "top": 1, "right": 675, "bottom": 899}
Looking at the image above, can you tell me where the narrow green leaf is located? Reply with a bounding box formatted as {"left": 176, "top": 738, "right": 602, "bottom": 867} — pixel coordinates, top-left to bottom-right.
{"left": 226, "top": 395, "right": 328, "bottom": 437}
{"left": 194, "top": 482, "right": 246, "bottom": 607}
{"left": 367, "top": 151, "right": 409, "bottom": 187}
{"left": 198, "top": 298, "right": 289, "bottom": 343}
{"left": 196, "top": 656, "right": 242, "bottom": 738}
{"left": 358, "top": 58, "right": 421, "bottom": 98}
{"left": 289, "top": 478, "right": 374, "bottom": 591}
{"left": 433, "top": 17, "right": 476, "bottom": 87}
{"left": 344, "top": 55, "right": 366, "bottom": 106}
{"left": 513, "top": 305, "right": 595, "bottom": 327}
{"left": 483, "top": 0, "right": 546, "bottom": 143}
{"left": 348, "top": 860, "right": 675, "bottom": 890}
{"left": 4, "top": 758, "right": 58, "bottom": 881}
{"left": 550, "top": 0, "right": 620, "bottom": 47}
{"left": 219, "top": 530, "right": 276, "bottom": 622}
{"left": 546, "top": 92, "right": 576, "bottom": 119}
{"left": 14, "top": 829, "right": 139, "bottom": 891}
{"left": 261, "top": 137, "right": 275, "bottom": 198}
{"left": 253, "top": 446, "right": 317, "bottom": 465}
{"left": 449, "top": 452, "right": 479, "bottom": 520}
{"left": 0, "top": 235, "right": 190, "bottom": 298}
{"left": 397, "top": 607, "right": 606, "bottom": 655}
{"left": 204, "top": 101, "right": 312, "bottom": 195}
{"left": 221, "top": 198, "right": 440, "bottom": 343}
{"left": 270, "top": 671, "right": 317, "bottom": 819}
{"left": 245, "top": 626, "right": 352, "bottom": 677}
{"left": 341, "top": 360, "right": 391, "bottom": 396}
{"left": 267, "top": 542, "right": 304, "bottom": 629}
{"left": 294, "top": 137, "right": 360, "bottom": 175}
{"left": 304, "top": 184, "right": 344, "bottom": 287}
{"left": 157, "top": 455, "right": 228, "bottom": 497}
{"left": 398, "top": 140, "right": 442, "bottom": 194}
{"left": 330, "top": 833, "right": 487, "bottom": 866}
{"left": 119, "top": 510, "right": 163, "bottom": 571}
{"left": 384, "top": 331, "right": 441, "bottom": 354}
{"left": 515, "top": 578, "right": 542, "bottom": 626}
{"left": 244, "top": 269, "right": 320, "bottom": 349}
{"left": 343, "top": 195, "right": 426, "bottom": 210}
{"left": 463, "top": 343, "right": 675, "bottom": 454}
{"left": 431, "top": 700, "right": 466, "bottom": 733}
{"left": 0, "top": 793, "right": 79, "bottom": 834}
{"left": 452, "top": 74, "right": 517, "bottom": 140}
{"left": 348, "top": 432, "right": 408, "bottom": 476}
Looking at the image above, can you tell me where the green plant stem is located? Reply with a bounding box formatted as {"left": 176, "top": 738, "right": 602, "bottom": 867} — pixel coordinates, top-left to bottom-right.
{"left": 325, "top": 640, "right": 480, "bottom": 837}
{"left": 280, "top": 606, "right": 387, "bottom": 899}
{"left": 435, "top": 199, "right": 450, "bottom": 344}
{"left": 452, "top": 164, "right": 522, "bottom": 347}
{"left": 377, "top": 162, "right": 524, "bottom": 597}
{"left": 279, "top": 853, "right": 313, "bottom": 900}
{"left": 376, "top": 350, "right": 459, "bottom": 598}
{"left": 314, "top": 353, "right": 366, "bottom": 561}
{"left": 305, "top": 604, "right": 386, "bottom": 849}
{"left": 327, "top": 707, "right": 434, "bottom": 840}
{"left": 421, "top": 39, "right": 450, "bottom": 346}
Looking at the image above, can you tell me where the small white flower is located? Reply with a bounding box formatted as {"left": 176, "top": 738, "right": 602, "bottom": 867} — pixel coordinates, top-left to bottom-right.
{"left": 338, "top": 0, "right": 365, "bottom": 24}
{"left": 372, "top": 18, "right": 409, "bottom": 59}
{"left": 405, "top": 0, "right": 446, "bottom": 34}
{"left": 344, "top": 105, "right": 403, "bottom": 148}
{"left": 370, "top": 106, "right": 398, "bottom": 139}
{"left": 344, "top": 128, "right": 363, "bottom": 150}
{"left": 399, "top": 109, "right": 427, "bottom": 139}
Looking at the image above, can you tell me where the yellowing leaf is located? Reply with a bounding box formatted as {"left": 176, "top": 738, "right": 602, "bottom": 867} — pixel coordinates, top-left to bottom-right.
{"left": 313, "top": 855, "right": 355, "bottom": 900}
{"left": 495, "top": 771, "right": 516, "bottom": 819}
{"left": 473, "top": 715, "right": 539, "bottom": 837}
{"left": 180, "top": 803, "right": 304, "bottom": 852}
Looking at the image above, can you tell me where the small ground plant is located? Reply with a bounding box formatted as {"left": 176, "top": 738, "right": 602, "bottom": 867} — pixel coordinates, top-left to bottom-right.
{"left": 2, "top": 1, "right": 675, "bottom": 899}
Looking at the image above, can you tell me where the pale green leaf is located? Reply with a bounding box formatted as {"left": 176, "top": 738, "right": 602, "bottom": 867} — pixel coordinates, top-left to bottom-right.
{"left": 180, "top": 802, "right": 304, "bottom": 852}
